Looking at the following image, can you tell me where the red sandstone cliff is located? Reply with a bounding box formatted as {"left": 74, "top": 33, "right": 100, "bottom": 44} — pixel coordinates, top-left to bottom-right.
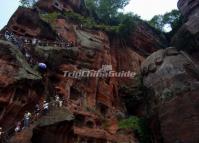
{"left": 0, "top": 1, "right": 167, "bottom": 142}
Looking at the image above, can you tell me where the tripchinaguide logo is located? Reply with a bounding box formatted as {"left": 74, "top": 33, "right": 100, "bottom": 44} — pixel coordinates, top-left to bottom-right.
{"left": 63, "top": 65, "right": 136, "bottom": 79}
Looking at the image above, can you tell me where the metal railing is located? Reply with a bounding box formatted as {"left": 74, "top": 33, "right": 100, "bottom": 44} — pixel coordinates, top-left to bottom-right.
{"left": 0, "top": 98, "right": 66, "bottom": 143}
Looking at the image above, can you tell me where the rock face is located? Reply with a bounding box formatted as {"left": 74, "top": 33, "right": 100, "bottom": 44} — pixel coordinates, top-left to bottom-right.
{"left": 36, "top": 0, "right": 88, "bottom": 14}
{"left": 177, "top": 0, "right": 199, "bottom": 20}
{"left": 0, "top": 40, "right": 42, "bottom": 128}
{"left": 141, "top": 47, "right": 199, "bottom": 143}
{"left": 0, "top": 0, "right": 168, "bottom": 143}
{"left": 172, "top": 0, "right": 199, "bottom": 55}
{"left": 128, "top": 20, "right": 168, "bottom": 57}
{"left": 6, "top": 7, "right": 56, "bottom": 40}
{"left": 141, "top": 1, "right": 199, "bottom": 142}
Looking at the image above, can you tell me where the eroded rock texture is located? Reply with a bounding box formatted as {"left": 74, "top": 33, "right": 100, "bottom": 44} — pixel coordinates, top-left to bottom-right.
{"left": 177, "top": 0, "right": 199, "bottom": 20}
{"left": 0, "top": 0, "right": 168, "bottom": 143}
{"left": 36, "top": 0, "right": 87, "bottom": 14}
{"left": 172, "top": 0, "right": 199, "bottom": 59}
{"left": 0, "top": 40, "right": 42, "bottom": 127}
{"left": 5, "top": 7, "right": 56, "bottom": 40}
{"left": 141, "top": 47, "right": 199, "bottom": 143}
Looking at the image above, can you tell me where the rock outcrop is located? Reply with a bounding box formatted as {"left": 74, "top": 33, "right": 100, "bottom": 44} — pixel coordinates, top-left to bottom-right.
{"left": 6, "top": 7, "right": 57, "bottom": 40}
{"left": 0, "top": 0, "right": 173, "bottom": 143}
{"left": 140, "top": 1, "right": 199, "bottom": 143}
{"left": 172, "top": 0, "right": 199, "bottom": 57}
{"left": 177, "top": 0, "right": 199, "bottom": 20}
{"left": 36, "top": 0, "right": 88, "bottom": 15}
{"left": 128, "top": 20, "right": 168, "bottom": 57}
{"left": 141, "top": 47, "right": 199, "bottom": 143}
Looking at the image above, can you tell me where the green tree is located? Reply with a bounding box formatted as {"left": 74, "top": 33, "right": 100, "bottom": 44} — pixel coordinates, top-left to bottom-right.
{"left": 85, "top": 0, "right": 130, "bottom": 24}
{"left": 148, "top": 15, "right": 164, "bottom": 31}
{"left": 148, "top": 9, "right": 183, "bottom": 33}
{"left": 163, "top": 10, "right": 183, "bottom": 36}
{"left": 115, "top": 12, "right": 139, "bottom": 36}
{"left": 119, "top": 117, "right": 151, "bottom": 143}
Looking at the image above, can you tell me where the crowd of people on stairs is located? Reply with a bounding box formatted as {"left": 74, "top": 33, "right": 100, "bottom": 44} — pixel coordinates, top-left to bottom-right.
{"left": 3, "top": 29, "right": 74, "bottom": 48}
{"left": 2, "top": 29, "right": 78, "bottom": 76}
{"left": 0, "top": 94, "right": 64, "bottom": 143}
{"left": 0, "top": 28, "right": 75, "bottom": 142}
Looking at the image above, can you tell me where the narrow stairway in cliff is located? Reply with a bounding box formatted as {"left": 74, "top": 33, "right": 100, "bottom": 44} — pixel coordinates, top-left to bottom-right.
{"left": 2, "top": 98, "right": 74, "bottom": 143}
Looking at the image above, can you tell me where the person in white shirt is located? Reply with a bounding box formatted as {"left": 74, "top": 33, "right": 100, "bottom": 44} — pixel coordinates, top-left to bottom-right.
{"left": 15, "top": 122, "right": 21, "bottom": 132}
{"left": 43, "top": 101, "right": 49, "bottom": 115}
{"left": 32, "top": 38, "right": 37, "bottom": 46}
{"left": 4, "top": 31, "right": 11, "bottom": 41}
{"left": 55, "top": 95, "right": 60, "bottom": 107}
{"left": 59, "top": 97, "right": 63, "bottom": 108}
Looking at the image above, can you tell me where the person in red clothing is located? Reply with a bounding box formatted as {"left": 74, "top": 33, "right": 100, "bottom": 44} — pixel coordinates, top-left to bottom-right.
{"left": 43, "top": 101, "right": 49, "bottom": 115}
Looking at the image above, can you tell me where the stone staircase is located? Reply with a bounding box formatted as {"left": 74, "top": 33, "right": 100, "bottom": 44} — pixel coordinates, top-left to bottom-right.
{"left": 3, "top": 104, "right": 74, "bottom": 143}
{"left": 9, "top": 125, "right": 35, "bottom": 143}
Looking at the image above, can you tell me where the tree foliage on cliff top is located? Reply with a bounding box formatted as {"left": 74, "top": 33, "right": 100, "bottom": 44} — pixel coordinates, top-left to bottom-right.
{"left": 85, "top": 0, "right": 130, "bottom": 24}
{"left": 148, "top": 9, "right": 183, "bottom": 38}
{"left": 84, "top": 0, "right": 140, "bottom": 37}
{"left": 21, "top": 0, "right": 140, "bottom": 37}
{"left": 63, "top": 11, "right": 139, "bottom": 37}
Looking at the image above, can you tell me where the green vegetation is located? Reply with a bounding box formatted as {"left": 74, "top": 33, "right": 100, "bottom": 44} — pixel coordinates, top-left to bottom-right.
{"left": 64, "top": 11, "right": 96, "bottom": 29}
{"left": 148, "top": 9, "right": 183, "bottom": 37}
{"left": 64, "top": 11, "right": 139, "bottom": 37}
{"left": 22, "top": 0, "right": 140, "bottom": 38}
{"left": 85, "top": 0, "right": 130, "bottom": 24}
{"left": 40, "top": 12, "right": 60, "bottom": 25}
{"left": 119, "top": 75, "right": 154, "bottom": 143}
{"left": 40, "top": 12, "right": 63, "bottom": 30}
{"left": 84, "top": 0, "right": 140, "bottom": 37}
{"left": 119, "top": 116, "right": 151, "bottom": 143}
{"left": 119, "top": 116, "right": 140, "bottom": 129}
{"left": 40, "top": 10, "right": 139, "bottom": 38}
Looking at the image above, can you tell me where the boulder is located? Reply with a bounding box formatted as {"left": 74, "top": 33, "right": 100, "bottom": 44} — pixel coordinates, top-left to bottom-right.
{"left": 141, "top": 47, "right": 199, "bottom": 143}
{"left": 172, "top": 0, "right": 199, "bottom": 54}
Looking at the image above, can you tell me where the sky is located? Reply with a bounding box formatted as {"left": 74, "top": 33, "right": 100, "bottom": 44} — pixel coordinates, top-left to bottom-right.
{"left": 0, "top": 0, "right": 178, "bottom": 30}
{"left": 124, "top": 0, "right": 179, "bottom": 20}
{"left": 0, "top": 0, "right": 20, "bottom": 29}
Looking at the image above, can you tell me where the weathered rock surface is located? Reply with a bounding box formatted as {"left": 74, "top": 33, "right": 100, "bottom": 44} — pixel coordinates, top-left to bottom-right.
{"left": 0, "top": 40, "right": 41, "bottom": 87}
{"left": 6, "top": 7, "right": 56, "bottom": 40}
{"left": 141, "top": 47, "right": 199, "bottom": 143}
{"left": 0, "top": 0, "right": 168, "bottom": 143}
{"left": 128, "top": 20, "right": 168, "bottom": 57}
{"left": 178, "top": 0, "right": 199, "bottom": 20}
{"left": 36, "top": 0, "right": 87, "bottom": 14}
{"left": 172, "top": 0, "right": 199, "bottom": 55}
{"left": 0, "top": 40, "right": 43, "bottom": 128}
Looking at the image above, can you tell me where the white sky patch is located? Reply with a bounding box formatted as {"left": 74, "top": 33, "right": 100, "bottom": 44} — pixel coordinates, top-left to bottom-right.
{"left": 163, "top": 24, "right": 172, "bottom": 32}
{"left": 124, "top": 0, "right": 179, "bottom": 20}
{"left": 0, "top": 0, "right": 20, "bottom": 30}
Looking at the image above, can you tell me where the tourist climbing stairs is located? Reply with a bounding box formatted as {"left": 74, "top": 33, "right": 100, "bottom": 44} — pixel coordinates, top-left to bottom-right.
{"left": 1, "top": 96, "right": 73, "bottom": 143}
